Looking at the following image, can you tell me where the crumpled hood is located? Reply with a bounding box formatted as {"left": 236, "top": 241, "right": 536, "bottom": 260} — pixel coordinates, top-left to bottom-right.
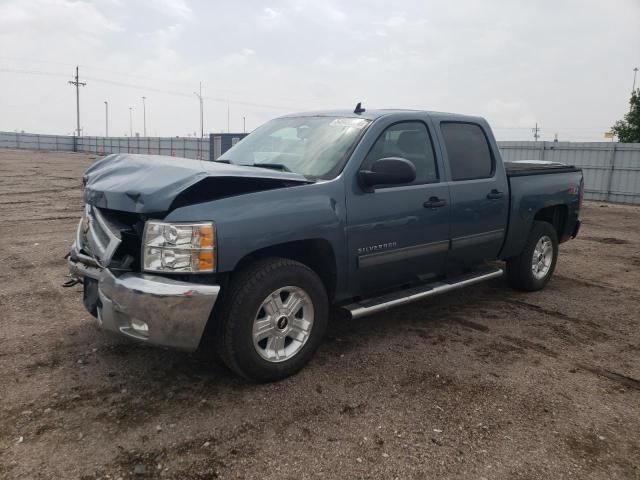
{"left": 83, "top": 154, "right": 311, "bottom": 213}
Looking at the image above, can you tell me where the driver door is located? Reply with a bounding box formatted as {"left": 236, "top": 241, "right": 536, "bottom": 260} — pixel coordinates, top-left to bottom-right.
{"left": 346, "top": 120, "right": 451, "bottom": 296}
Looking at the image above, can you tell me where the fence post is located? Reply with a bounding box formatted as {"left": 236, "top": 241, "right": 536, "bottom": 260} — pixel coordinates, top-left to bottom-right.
{"left": 605, "top": 143, "right": 618, "bottom": 202}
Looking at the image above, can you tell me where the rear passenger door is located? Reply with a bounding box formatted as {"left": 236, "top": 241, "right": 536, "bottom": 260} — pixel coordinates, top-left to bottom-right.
{"left": 437, "top": 122, "right": 509, "bottom": 266}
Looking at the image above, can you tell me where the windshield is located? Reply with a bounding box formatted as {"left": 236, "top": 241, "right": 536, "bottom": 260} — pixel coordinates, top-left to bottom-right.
{"left": 218, "top": 116, "right": 370, "bottom": 179}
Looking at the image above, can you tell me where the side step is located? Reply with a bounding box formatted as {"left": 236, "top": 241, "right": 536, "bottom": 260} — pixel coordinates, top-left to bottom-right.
{"left": 344, "top": 266, "right": 503, "bottom": 319}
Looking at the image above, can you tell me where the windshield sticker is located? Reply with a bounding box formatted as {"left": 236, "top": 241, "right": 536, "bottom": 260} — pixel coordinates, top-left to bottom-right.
{"left": 329, "top": 118, "right": 368, "bottom": 129}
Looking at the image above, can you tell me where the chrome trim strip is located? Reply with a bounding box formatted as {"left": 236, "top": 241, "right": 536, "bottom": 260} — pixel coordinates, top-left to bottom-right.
{"left": 451, "top": 229, "right": 504, "bottom": 249}
{"left": 75, "top": 216, "right": 84, "bottom": 253}
{"left": 85, "top": 205, "right": 122, "bottom": 267}
{"left": 358, "top": 240, "right": 450, "bottom": 268}
{"left": 347, "top": 268, "right": 503, "bottom": 319}
{"left": 68, "top": 257, "right": 103, "bottom": 280}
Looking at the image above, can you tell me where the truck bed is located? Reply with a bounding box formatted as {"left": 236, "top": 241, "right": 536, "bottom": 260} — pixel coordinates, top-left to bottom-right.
{"left": 505, "top": 160, "right": 580, "bottom": 177}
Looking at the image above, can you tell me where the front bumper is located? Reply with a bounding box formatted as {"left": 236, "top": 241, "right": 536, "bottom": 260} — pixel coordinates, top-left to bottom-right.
{"left": 69, "top": 240, "right": 220, "bottom": 352}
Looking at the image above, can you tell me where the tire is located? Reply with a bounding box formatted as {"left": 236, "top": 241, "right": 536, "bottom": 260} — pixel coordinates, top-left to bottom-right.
{"left": 506, "top": 221, "right": 559, "bottom": 292}
{"left": 214, "top": 257, "right": 329, "bottom": 382}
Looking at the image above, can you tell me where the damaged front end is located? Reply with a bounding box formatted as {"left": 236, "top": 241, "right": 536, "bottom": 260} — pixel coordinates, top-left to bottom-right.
{"left": 68, "top": 203, "right": 220, "bottom": 351}
{"left": 68, "top": 153, "right": 313, "bottom": 351}
{"left": 68, "top": 204, "right": 144, "bottom": 314}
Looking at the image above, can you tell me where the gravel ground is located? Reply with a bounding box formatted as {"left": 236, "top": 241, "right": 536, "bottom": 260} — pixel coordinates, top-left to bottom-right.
{"left": 0, "top": 149, "right": 639, "bottom": 480}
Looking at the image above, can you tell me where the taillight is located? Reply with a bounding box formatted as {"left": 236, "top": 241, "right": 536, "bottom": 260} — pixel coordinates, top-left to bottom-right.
{"left": 579, "top": 178, "right": 584, "bottom": 208}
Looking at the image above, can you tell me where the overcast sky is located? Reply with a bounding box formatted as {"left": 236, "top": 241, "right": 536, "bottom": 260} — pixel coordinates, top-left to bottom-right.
{"left": 1, "top": 0, "right": 638, "bottom": 140}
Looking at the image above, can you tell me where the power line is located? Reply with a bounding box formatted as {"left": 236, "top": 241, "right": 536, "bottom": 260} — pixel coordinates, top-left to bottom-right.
{"left": 1, "top": 67, "right": 68, "bottom": 79}
{"left": 67, "top": 66, "right": 86, "bottom": 137}
{"left": 493, "top": 126, "right": 607, "bottom": 131}
{"left": 1, "top": 66, "right": 302, "bottom": 111}
{"left": 0, "top": 55, "right": 316, "bottom": 106}
{"left": 0, "top": 65, "right": 618, "bottom": 138}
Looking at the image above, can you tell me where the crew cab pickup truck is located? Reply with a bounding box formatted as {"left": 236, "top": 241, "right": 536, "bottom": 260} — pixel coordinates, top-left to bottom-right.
{"left": 68, "top": 107, "right": 583, "bottom": 382}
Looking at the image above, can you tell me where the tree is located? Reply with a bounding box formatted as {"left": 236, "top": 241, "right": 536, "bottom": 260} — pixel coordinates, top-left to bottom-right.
{"left": 612, "top": 89, "right": 640, "bottom": 143}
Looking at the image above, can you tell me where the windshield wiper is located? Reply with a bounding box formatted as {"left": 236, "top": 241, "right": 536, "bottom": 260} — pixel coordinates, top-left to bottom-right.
{"left": 250, "top": 162, "right": 292, "bottom": 173}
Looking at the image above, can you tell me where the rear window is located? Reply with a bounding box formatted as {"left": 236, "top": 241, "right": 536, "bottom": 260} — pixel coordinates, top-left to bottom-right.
{"left": 440, "top": 123, "right": 494, "bottom": 181}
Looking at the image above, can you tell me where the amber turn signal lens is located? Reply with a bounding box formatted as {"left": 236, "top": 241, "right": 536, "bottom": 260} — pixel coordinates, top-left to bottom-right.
{"left": 197, "top": 251, "right": 215, "bottom": 271}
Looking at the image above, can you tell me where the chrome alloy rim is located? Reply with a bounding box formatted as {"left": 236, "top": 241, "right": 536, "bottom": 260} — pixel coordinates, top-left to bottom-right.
{"left": 252, "top": 286, "right": 314, "bottom": 362}
{"left": 532, "top": 235, "right": 553, "bottom": 280}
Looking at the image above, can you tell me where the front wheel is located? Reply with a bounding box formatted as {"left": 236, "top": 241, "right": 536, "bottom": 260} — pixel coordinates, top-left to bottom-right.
{"left": 214, "top": 258, "right": 328, "bottom": 382}
{"left": 506, "top": 221, "right": 559, "bottom": 291}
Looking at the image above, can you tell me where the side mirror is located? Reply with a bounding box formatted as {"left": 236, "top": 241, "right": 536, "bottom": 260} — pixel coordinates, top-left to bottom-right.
{"left": 358, "top": 157, "right": 416, "bottom": 192}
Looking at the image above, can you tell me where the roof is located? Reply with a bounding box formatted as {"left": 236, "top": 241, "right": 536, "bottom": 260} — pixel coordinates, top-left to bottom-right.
{"left": 280, "top": 108, "right": 483, "bottom": 123}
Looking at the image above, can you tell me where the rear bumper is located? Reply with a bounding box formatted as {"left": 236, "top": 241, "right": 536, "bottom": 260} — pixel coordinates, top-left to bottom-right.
{"left": 69, "top": 245, "right": 220, "bottom": 352}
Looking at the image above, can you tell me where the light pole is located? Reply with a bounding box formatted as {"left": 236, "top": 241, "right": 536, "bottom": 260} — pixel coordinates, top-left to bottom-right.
{"left": 633, "top": 67, "right": 639, "bottom": 93}
{"left": 142, "top": 96, "right": 147, "bottom": 136}
{"left": 104, "top": 101, "right": 109, "bottom": 137}
{"left": 129, "top": 107, "right": 133, "bottom": 137}
{"left": 193, "top": 82, "right": 204, "bottom": 158}
{"left": 243, "top": 116, "right": 246, "bottom": 134}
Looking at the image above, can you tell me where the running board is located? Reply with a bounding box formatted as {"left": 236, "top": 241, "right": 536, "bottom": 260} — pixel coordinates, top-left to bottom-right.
{"left": 344, "top": 266, "right": 504, "bottom": 319}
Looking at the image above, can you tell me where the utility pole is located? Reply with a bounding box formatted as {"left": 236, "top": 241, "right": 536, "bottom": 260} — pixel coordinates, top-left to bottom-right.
{"left": 532, "top": 122, "right": 540, "bottom": 142}
{"left": 104, "top": 101, "right": 109, "bottom": 137}
{"left": 227, "top": 104, "right": 230, "bottom": 133}
{"left": 193, "top": 82, "right": 204, "bottom": 158}
{"left": 68, "top": 66, "right": 86, "bottom": 137}
{"left": 633, "top": 67, "right": 638, "bottom": 93}
{"left": 129, "top": 107, "right": 133, "bottom": 137}
{"left": 243, "top": 116, "right": 246, "bottom": 134}
{"left": 142, "top": 96, "right": 147, "bottom": 136}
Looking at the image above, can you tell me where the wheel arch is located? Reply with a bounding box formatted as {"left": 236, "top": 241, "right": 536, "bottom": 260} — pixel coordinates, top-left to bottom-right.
{"left": 232, "top": 239, "right": 338, "bottom": 301}
{"left": 534, "top": 204, "right": 569, "bottom": 242}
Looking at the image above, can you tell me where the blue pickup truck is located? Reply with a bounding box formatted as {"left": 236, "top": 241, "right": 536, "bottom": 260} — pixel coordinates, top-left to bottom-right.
{"left": 68, "top": 106, "right": 583, "bottom": 382}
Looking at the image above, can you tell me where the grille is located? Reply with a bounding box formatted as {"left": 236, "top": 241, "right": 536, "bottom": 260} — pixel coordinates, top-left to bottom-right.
{"left": 82, "top": 205, "right": 122, "bottom": 267}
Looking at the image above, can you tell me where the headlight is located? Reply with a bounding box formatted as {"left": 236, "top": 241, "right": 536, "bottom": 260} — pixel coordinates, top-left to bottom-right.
{"left": 142, "top": 221, "right": 216, "bottom": 273}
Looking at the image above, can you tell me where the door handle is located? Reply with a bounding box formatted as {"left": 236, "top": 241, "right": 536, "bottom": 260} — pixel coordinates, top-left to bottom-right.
{"left": 486, "top": 189, "right": 504, "bottom": 200}
{"left": 424, "top": 196, "right": 447, "bottom": 208}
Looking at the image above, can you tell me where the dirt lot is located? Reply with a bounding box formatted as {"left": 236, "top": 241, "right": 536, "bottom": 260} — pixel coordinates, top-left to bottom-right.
{"left": 0, "top": 149, "right": 639, "bottom": 479}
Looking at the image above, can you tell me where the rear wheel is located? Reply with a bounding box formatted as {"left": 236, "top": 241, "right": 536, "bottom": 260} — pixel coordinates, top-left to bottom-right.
{"left": 506, "top": 221, "right": 558, "bottom": 291}
{"left": 214, "top": 258, "right": 328, "bottom": 382}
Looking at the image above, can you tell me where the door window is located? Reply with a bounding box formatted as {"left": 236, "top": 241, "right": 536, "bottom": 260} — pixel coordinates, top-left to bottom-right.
{"left": 440, "top": 123, "right": 494, "bottom": 181}
{"left": 362, "top": 121, "right": 438, "bottom": 185}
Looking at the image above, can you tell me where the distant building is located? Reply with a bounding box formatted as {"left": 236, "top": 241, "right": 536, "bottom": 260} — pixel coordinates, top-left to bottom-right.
{"left": 210, "top": 133, "right": 248, "bottom": 160}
